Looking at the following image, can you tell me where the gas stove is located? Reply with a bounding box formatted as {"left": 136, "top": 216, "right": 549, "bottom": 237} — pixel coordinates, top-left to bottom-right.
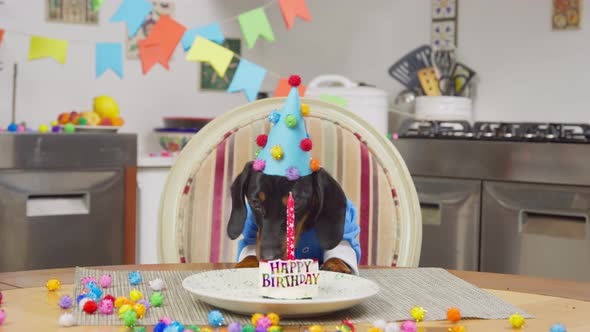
{"left": 396, "top": 120, "right": 590, "bottom": 143}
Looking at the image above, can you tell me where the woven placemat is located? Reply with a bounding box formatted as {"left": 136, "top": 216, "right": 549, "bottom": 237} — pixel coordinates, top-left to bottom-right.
{"left": 72, "top": 267, "right": 532, "bottom": 326}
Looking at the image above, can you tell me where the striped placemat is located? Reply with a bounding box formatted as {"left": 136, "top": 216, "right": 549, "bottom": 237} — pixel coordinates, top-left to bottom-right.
{"left": 72, "top": 267, "right": 532, "bottom": 326}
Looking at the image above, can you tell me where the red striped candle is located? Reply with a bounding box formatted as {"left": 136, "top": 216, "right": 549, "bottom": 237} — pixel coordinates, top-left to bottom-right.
{"left": 286, "top": 192, "right": 295, "bottom": 260}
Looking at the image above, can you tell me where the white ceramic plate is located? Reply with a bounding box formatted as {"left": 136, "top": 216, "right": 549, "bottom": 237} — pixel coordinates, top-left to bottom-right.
{"left": 73, "top": 125, "right": 119, "bottom": 133}
{"left": 182, "top": 268, "right": 379, "bottom": 317}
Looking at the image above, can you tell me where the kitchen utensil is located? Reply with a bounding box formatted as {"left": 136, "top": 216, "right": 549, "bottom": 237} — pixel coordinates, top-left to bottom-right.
{"left": 155, "top": 128, "right": 200, "bottom": 152}
{"left": 452, "top": 62, "right": 477, "bottom": 96}
{"left": 418, "top": 67, "right": 442, "bottom": 96}
{"left": 162, "top": 117, "right": 213, "bottom": 129}
{"left": 388, "top": 45, "right": 433, "bottom": 90}
{"left": 432, "top": 50, "right": 457, "bottom": 96}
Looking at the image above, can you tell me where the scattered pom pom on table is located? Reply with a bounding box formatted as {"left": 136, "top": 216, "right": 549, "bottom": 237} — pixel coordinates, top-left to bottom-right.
{"left": 308, "top": 325, "right": 324, "bottom": 332}
{"left": 121, "top": 309, "right": 138, "bottom": 328}
{"left": 267, "top": 312, "right": 280, "bottom": 326}
{"left": 0, "top": 290, "right": 3, "bottom": 305}
{"left": 128, "top": 271, "right": 142, "bottom": 285}
{"left": 550, "top": 323, "right": 567, "bottom": 332}
{"left": 99, "top": 274, "right": 112, "bottom": 288}
{"left": 133, "top": 303, "right": 147, "bottom": 319}
{"left": 114, "top": 296, "right": 128, "bottom": 308}
{"left": 301, "top": 104, "right": 310, "bottom": 117}
{"left": 201, "top": 327, "right": 214, "bottom": 332}
{"left": 164, "top": 321, "right": 184, "bottom": 332}
{"left": 368, "top": 328, "right": 383, "bottom": 332}
{"left": 373, "top": 320, "right": 387, "bottom": 330}
{"left": 410, "top": 306, "right": 426, "bottom": 322}
{"left": 509, "top": 314, "right": 525, "bottom": 329}
{"left": 257, "top": 316, "right": 272, "bottom": 329}
{"left": 154, "top": 321, "right": 168, "bottom": 332}
{"left": 229, "top": 322, "right": 242, "bottom": 332}
{"left": 134, "top": 327, "right": 147, "bottom": 332}
{"left": 58, "top": 312, "right": 76, "bottom": 327}
{"left": 268, "top": 326, "right": 282, "bottom": 332}
{"left": 79, "top": 298, "right": 91, "bottom": 311}
{"left": 208, "top": 310, "right": 224, "bottom": 327}
{"left": 81, "top": 276, "right": 97, "bottom": 287}
{"left": 448, "top": 326, "right": 466, "bottom": 332}
{"left": 256, "top": 134, "right": 268, "bottom": 148}
{"left": 160, "top": 317, "right": 173, "bottom": 325}
{"left": 384, "top": 322, "right": 400, "bottom": 332}
{"left": 185, "top": 324, "right": 201, "bottom": 332}
{"left": 118, "top": 304, "right": 133, "bottom": 318}
{"left": 46, "top": 278, "right": 61, "bottom": 291}
{"left": 103, "top": 294, "right": 116, "bottom": 304}
{"left": 83, "top": 300, "right": 98, "bottom": 314}
{"left": 58, "top": 295, "right": 73, "bottom": 309}
{"left": 400, "top": 320, "right": 417, "bottom": 332}
{"left": 150, "top": 292, "right": 164, "bottom": 307}
{"left": 255, "top": 326, "right": 267, "bottom": 332}
{"left": 341, "top": 319, "right": 355, "bottom": 332}
{"left": 447, "top": 307, "right": 461, "bottom": 323}
{"left": 289, "top": 75, "right": 302, "bottom": 87}
{"left": 242, "top": 324, "right": 256, "bottom": 332}
{"left": 98, "top": 298, "right": 114, "bottom": 315}
{"left": 253, "top": 159, "right": 266, "bottom": 172}
{"left": 149, "top": 278, "right": 165, "bottom": 291}
{"left": 137, "top": 299, "right": 151, "bottom": 311}
{"left": 130, "top": 289, "right": 143, "bottom": 301}
{"left": 0, "top": 309, "right": 5, "bottom": 325}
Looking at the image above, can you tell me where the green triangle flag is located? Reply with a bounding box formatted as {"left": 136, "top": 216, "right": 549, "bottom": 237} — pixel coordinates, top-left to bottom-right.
{"left": 238, "top": 7, "right": 275, "bottom": 49}
{"left": 92, "top": 0, "right": 104, "bottom": 11}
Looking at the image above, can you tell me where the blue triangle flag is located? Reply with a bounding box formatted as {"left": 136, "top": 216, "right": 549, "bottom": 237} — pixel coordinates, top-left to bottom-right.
{"left": 227, "top": 59, "right": 266, "bottom": 102}
{"left": 181, "top": 23, "right": 225, "bottom": 51}
{"left": 96, "top": 43, "right": 123, "bottom": 78}
{"left": 110, "top": 0, "right": 153, "bottom": 38}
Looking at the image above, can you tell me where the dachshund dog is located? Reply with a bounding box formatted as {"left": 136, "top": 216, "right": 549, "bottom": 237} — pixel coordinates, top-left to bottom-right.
{"left": 227, "top": 161, "right": 357, "bottom": 274}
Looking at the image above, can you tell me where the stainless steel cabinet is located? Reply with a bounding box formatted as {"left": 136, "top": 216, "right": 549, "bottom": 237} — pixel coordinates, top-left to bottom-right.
{"left": 414, "top": 177, "right": 481, "bottom": 271}
{"left": 480, "top": 181, "right": 590, "bottom": 281}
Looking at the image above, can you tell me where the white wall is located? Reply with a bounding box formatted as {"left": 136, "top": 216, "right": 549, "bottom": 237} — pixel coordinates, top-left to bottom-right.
{"left": 0, "top": 0, "right": 266, "bottom": 156}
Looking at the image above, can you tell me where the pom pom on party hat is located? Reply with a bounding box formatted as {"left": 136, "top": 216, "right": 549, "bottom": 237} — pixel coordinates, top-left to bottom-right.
{"left": 253, "top": 75, "right": 317, "bottom": 180}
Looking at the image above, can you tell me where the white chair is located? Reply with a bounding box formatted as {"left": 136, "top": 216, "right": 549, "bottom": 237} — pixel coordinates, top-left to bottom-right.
{"left": 158, "top": 98, "right": 422, "bottom": 267}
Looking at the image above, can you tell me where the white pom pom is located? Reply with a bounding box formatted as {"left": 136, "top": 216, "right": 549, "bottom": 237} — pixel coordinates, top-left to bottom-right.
{"left": 78, "top": 298, "right": 90, "bottom": 311}
{"left": 373, "top": 320, "right": 387, "bottom": 330}
{"left": 58, "top": 312, "right": 76, "bottom": 327}
{"left": 149, "top": 278, "right": 165, "bottom": 291}
{"left": 384, "top": 322, "right": 400, "bottom": 332}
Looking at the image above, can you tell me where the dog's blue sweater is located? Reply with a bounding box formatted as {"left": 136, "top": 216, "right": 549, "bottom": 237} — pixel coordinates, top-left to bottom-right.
{"left": 236, "top": 199, "right": 361, "bottom": 265}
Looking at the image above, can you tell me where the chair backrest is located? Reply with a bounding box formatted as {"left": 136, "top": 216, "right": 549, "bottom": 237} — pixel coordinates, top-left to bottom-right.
{"left": 159, "top": 98, "right": 422, "bottom": 267}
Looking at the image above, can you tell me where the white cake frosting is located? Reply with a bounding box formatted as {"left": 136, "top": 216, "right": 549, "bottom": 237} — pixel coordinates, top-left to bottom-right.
{"left": 259, "top": 259, "right": 320, "bottom": 299}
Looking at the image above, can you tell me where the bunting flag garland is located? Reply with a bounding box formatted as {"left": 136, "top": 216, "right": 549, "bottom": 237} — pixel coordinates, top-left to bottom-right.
{"left": 227, "top": 59, "right": 267, "bottom": 102}
{"left": 92, "top": 0, "right": 105, "bottom": 12}
{"left": 181, "top": 23, "right": 225, "bottom": 51}
{"left": 110, "top": 0, "right": 153, "bottom": 38}
{"left": 28, "top": 36, "right": 69, "bottom": 64}
{"left": 0, "top": 29, "right": 4, "bottom": 47}
{"left": 278, "top": 0, "right": 312, "bottom": 29}
{"left": 96, "top": 43, "right": 123, "bottom": 78}
{"left": 238, "top": 7, "right": 275, "bottom": 49}
{"left": 275, "top": 78, "right": 306, "bottom": 97}
{"left": 186, "top": 36, "right": 234, "bottom": 77}
{"left": 138, "top": 15, "right": 186, "bottom": 73}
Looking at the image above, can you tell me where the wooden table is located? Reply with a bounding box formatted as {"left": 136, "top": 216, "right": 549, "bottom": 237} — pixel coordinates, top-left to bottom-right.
{"left": 0, "top": 264, "right": 589, "bottom": 331}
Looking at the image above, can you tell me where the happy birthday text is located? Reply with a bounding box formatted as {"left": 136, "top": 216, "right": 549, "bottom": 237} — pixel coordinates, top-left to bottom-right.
{"left": 261, "top": 260, "right": 320, "bottom": 288}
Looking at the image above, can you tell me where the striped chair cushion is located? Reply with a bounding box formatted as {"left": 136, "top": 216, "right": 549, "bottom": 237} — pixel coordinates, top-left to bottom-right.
{"left": 176, "top": 116, "right": 402, "bottom": 266}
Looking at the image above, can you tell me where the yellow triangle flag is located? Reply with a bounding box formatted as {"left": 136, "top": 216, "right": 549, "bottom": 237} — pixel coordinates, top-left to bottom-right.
{"left": 186, "top": 36, "right": 234, "bottom": 77}
{"left": 28, "top": 36, "right": 69, "bottom": 64}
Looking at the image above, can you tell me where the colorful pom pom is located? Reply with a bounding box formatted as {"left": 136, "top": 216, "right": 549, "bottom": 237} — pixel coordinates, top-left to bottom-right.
{"left": 550, "top": 323, "right": 567, "bottom": 332}
{"left": 301, "top": 103, "right": 310, "bottom": 117}
{"left": 85, "top": 291, "right": 100, "bottom": 302}
{"left": 252, "top": 313, "right": 264, "bottom": 326}
{"left": 267, "top": 312, "right": 280, "bottom": 326}
{"left": 135, "top": 327, "right": 147, "bottom": 332}
{"left": 288, "top": 75, "right": 302, "bottom": 87}
{"left": 410, "top": 306, "right": 426, "bottom": 322}
{"left": 208, "top": 310, "right": 225, "bottom": 327}
{"left": 268, "top": 110, "right": 280, "bottom": 124}
{"left": 253, "top": 159, "right": 266, "bottom": 172}
{"left": 81, "top": 276, "right": 96, "bottom": 287}
{"left": 0, "top": 290, "right": 2, "bottom": 305}
{"left": 166, "top": 321, "right": 185, "bottom": 332}
{"left": 137, "top": 299, "right": 152, "bottom": 311}
{"left": 373, "top": 320, "right": 387, "bottom": 330}
{"left": 255, "top": 327, "right": 267, "bottom": 332}
{"left": 257, "top": 316, "right": 272, "bottom": 329}
{"left": 300, "top": 138, "right": 312, "bottom": 151}
{"left": 285, "top": 114, "right": 297, "bottom": 128}
{"left": 149, "top": 278, "right": 165, "bottom": 291}
{"left": 103, "top": 294, "right": 116, "bottom": 304}
{"left": 310, "top": 158, "right": 321, "bottom": 171}
{"left": 229, "top": 322, "right": 242, "bottom": 332}
{"left": 154, "top": 321, "right": 168, "bottom": 332}
{"left": 83, "top": 300, "right": 98, "bottom": 314}
{"left": 341, "top": 319, "right": 355, "bottom": 332}
{"left": 121, "top": 309, "right": 138, "bottom": 328}
{"left": 308, "top": 325, "right": 324, "bottom": 332}
{"left": 150, "top": 292, "right": 164, "bottom": 307}
{"left": 268, "top": 327, "right": 282, "bottom": 332}
{"left": 161, "top": 317, "right": 173, "bottom": 325}
{"left": 130, "top": 289, "right": 143, "bottom": 301}
{"left": 133, "top": 303, "right": 147, "bottom": 319}
{"left": 114, "top": 296, "right": 128, "bottom": 308}
{"left": 118, "top": 304, "right": 134, "bottom": 318}
{"left": 99, "top": 274, "right": 112, "bottom": 288}
{"left": 384, "top": 322, "right": 400, "bottom": 332}
{"left": 98, "top": 298, "right": 114, "bottom": 315}
{"left": 58, "top": 312, "right": 76, "bottom": 327}
{"left": 286, "top": 167, "right": 300, "bottom": 181}
{"left": 256, "top": 134, "right": 268, "bottom": 147}
{"left": 201, "top": 327, "right": 214, "bottom": 332}
{"left": 509, "top": 313, "right": 525, "bottom": 329}
{"left": 78, "top": 298, "right": 91, "bottom": 311}
{"left": 0, "top": 309, "right": 5, "bottom": 325}
{"left": 399, "top": 320, "right": 416, "bottom": 332}
{"left": 270, "top": 145, "right": 283, "bottom": 160}
{"left": 243, "top": 324, "right": 256, "bottom": 332}
{"left": 76, "top": 294, "right": 88, "bottom": 304}
{"left": 46, "top": 278, "right": 61, "bottom": 291}
{"left": 368, "top": 328, "right": 383, "bottom": 332}
{"left": 128, "top": 271, "right": 142, "bottom": 285}
{"left": 255, "top": 149, "right": 262, "bottom": 157}
{"left": 58, "top": 295, "right": 73, "bottom": 309}
{"left": 448, "top": 326, "right": 466, "bottom": 332}
{"left": 447, "top": 307, "right": 461, "bottom": 323}
{"left": 186, "top": 324, "right": 201, "bottom": 332}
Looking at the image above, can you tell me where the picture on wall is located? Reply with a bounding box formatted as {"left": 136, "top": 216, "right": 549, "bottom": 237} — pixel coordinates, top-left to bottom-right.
{"left": 46, "top": 0, "right": 98, "bottom": 24}
{"left": 431, "top": 20, "right": 456, "bottom": 50}
{"left": 125, "top": 0, "right": 175, "bottom": 59}
{"left": 552, "top": 0, "right": 581, "bottom": 30}
{"left": 200, "top": 38, "right": 241, "bottom": 91}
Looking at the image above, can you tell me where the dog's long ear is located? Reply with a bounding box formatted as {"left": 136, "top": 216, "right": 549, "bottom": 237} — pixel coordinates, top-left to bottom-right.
{"left": 312, "top": 168, "right": 347, "bottom": 250}
{"left": 227, "top": 161, "right": 253, "bottom": 239}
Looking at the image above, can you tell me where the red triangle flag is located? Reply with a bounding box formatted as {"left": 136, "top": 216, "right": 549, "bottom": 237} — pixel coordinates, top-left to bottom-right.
{"left": 278, "top": 0, "right": 312, "bottom": 29}
{"left": 274, "top": 78, "right": 307, "bottom": 97}
{"left": 0, "top": 29, "right": 4, "bottom": 46}
{"left": 138, "top": 39, "right": 168, "bottom": 74}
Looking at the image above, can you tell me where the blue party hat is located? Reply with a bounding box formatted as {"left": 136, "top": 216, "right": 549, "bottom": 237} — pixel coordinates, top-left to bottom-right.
{"left": 253, "top": 75, "right": 318, "bottom": 180}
